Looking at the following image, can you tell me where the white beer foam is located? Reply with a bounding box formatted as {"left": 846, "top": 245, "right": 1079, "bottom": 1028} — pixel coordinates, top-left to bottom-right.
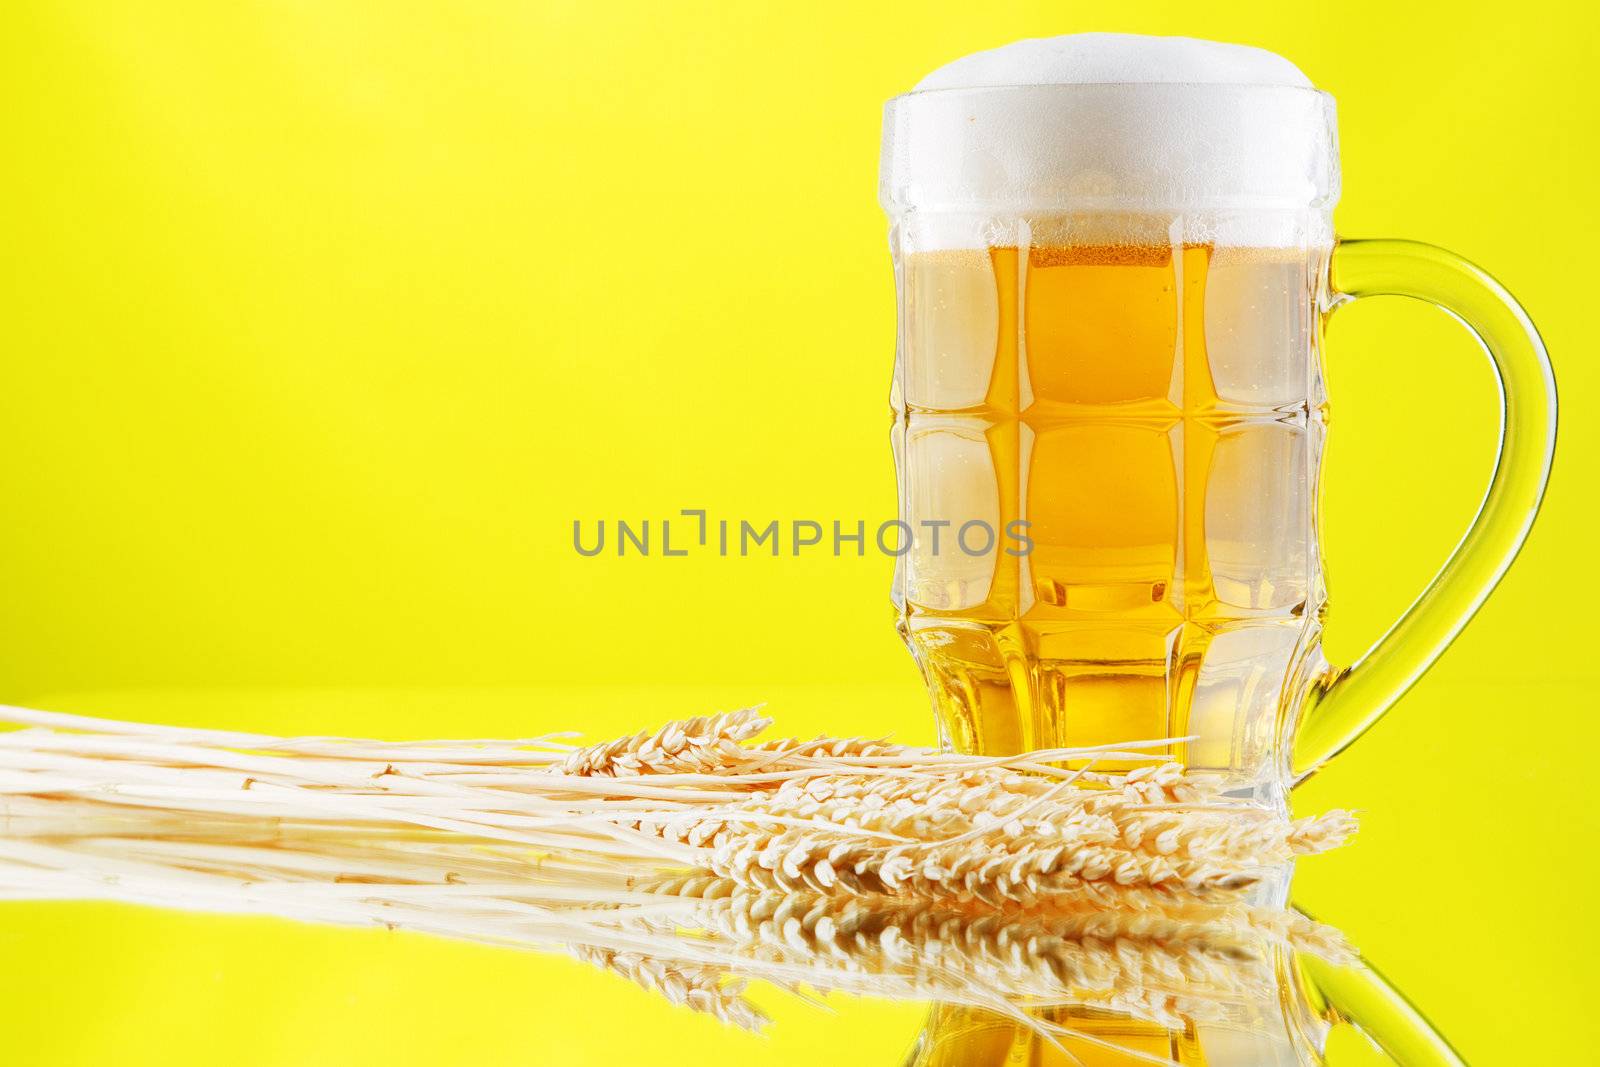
{"left": 881, "top": 34, "right": 1339, "bottom": 248}
{"left": 912, "top": 33, "right": 1313, "bottom": 91}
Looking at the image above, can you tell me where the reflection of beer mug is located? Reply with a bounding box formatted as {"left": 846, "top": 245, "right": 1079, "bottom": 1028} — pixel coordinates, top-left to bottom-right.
{"left": 905, "top": 951, "right": 1468, "bottom": 1067}
{"left": 882, "top": 35, "right": 1556, "bottom": 782}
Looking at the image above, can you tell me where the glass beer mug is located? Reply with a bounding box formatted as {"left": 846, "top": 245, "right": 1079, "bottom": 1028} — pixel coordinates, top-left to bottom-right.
{"left": 882, "top": 35, "right": 1557, "bottom": 790}
{"left": 884, "top": 33, "right": 1555, "bottom": 1067}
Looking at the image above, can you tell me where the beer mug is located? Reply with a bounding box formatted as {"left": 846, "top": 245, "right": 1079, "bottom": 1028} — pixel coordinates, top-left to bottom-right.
{"left": 881, "top": 35, "right": 1557, "bottom": 784}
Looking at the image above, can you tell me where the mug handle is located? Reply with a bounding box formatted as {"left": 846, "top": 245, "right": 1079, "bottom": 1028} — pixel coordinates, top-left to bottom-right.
{"left": 1291, "top": 239, "right": 1557, "bottom": 782}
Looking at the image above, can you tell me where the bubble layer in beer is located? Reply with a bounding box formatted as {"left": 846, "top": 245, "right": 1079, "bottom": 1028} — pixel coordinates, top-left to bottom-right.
{"left": 881, "top": 34, "right": 1340, "bottom": 249}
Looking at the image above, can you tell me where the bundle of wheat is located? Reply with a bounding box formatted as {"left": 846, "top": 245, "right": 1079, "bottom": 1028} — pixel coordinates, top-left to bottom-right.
{"left": 0, "top": 703, "right": 1354, "bottom": 1038}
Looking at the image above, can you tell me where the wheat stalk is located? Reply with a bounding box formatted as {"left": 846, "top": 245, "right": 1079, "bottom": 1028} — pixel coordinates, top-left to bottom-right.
{"left": 675, "top": 773, "right": 1351, "bottom": 903}
{"left": 559, "top": 707, "right": 774, "bottom": 777}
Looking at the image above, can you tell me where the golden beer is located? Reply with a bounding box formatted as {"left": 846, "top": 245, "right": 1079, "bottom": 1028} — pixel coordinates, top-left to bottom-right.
{"left": 891, "top": 233, "right": 1325, "bottom": 774}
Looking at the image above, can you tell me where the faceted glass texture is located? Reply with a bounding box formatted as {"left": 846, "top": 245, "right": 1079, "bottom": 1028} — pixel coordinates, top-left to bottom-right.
{"left": 891, "top": 224, "right": 1328, "bottom": 784}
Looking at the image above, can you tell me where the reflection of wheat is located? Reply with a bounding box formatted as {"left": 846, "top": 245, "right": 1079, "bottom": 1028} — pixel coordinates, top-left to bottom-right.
{"left": 570, "top": 944, "right": 769, "bottom": 1031}
{"left": 581, "top": 874, "right": 1352, "bottom": 1033}
{"left": 0, "top": 703, "right": 1355, "bottom": 1038}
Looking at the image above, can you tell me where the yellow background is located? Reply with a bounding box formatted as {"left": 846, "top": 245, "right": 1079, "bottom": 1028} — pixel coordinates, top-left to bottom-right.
{"left": 0, "top": 2, "right": 1594, "bottom": 1064}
